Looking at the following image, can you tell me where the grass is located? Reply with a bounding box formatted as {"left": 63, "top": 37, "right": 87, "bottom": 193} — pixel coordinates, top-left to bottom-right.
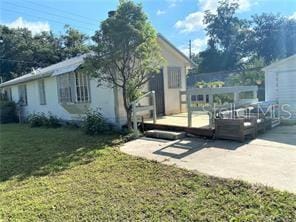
{"left": 0, "top": 124, "right": 295, "bottom": 221}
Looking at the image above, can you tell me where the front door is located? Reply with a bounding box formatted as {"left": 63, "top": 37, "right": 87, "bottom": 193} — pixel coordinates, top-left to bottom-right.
{"left": 149, "top": 69, "right": 165, "bottom": 116}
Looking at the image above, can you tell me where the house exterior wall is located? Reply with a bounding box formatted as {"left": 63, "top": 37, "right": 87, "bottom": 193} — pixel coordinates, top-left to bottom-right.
{"left": 159, "top": 39, "right": 188, "bottom": 115}
{"left": 264, "top": 56, "right": 296, "bottom": 121}
{"left": 89, "top": 78, "right": 116, "bottom": 123}
{"left": 7, "top": 76, "right": 117, "bottom": 124}
{"left": 114, "top": 37, "right": 191, "bottom": 126}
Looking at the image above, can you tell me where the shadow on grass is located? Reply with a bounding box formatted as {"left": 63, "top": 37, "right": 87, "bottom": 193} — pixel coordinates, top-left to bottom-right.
{"left": 0, "top": 124, "right": 122, "bottom": 182}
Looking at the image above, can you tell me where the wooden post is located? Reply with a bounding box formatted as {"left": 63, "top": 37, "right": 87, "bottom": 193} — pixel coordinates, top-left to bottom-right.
{"left": 187, "top": 92, "right": 192, "bottom": 127}
{"left": 234, "top": 92, "right": 239, "bottom": 105}
{"left": 152, "top": 91, "right": 157, "bottom": 124}
{"left": 253, "top": 89, "right": 257, "bottom": 100}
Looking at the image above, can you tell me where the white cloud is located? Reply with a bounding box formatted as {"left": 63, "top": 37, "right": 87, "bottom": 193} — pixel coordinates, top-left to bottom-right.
{"left": 2, "top": 17, "right": 50, "bottom": 35}
{"left": 156, "top": 9, "right": 166, "bottom": 16}
{"left": 167, "top": 0, "right": 183, "bottom": 8}
{"left": 175, "top": 11, "right": 205, "bottom": 33}
{"left": 179, "top": 36, "right": 209, "bottom": 55}
{"left": 175, "top": 0, "right": 256, "bottom": 33}
{"left": 289, "top": 12, "right": 296, "bottom": 20}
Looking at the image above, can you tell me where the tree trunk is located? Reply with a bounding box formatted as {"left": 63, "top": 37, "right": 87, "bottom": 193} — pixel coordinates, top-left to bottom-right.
{"left": 122, "top": 87, "right": 133, "bottom": 130}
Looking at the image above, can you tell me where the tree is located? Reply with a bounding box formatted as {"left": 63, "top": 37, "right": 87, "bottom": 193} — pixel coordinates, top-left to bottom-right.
{"left": 252, "top": 13, "right": 296, "bottom": 63}
{"left": 86, "top": 0, "right": 164, "bottom": 129}
{"left": 225, "top": 57, "right": 265, "bottom": 87}
{"left": 0, "top": 26, "right": 36, "bottom": 81}
{"left": 198, "top": 0, "right": 252, "bottom": 73}
{"left": 0, "top": 25, "right": 90, "bottom": 81}
{"left": 61, "top": 25, "right": 90, "bottom": 58}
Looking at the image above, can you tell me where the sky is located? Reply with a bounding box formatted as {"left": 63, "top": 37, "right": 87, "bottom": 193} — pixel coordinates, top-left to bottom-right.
{"left": 1, "top": 0, "right": 296, "bottom": 57}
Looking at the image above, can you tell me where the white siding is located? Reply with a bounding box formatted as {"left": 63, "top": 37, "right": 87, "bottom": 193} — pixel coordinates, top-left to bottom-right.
{"left": 264, "top": 55, "right": 296, "bottom": 121}
{"left": 89, "top": 78, "right": 116, "bottom": 123}
{"left": 159, "top": 38, "right": 188, "bottom": 115}
{"left": 278, "top": 71, "right": 296, "bottom": 119}
{"left": 9, "top": 76, "right": 117, "bottom": 124}
{"left": 265, "top": 71, "right": 278, "bottom": 101}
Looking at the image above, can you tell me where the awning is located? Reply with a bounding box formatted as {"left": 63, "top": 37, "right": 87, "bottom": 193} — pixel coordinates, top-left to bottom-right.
{"left": 52, "top": 63, "right": 82, "bottom": 76}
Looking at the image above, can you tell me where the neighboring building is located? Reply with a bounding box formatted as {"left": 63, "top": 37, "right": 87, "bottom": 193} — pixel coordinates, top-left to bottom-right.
{"left": 0, "top": 34, "right": 193, "bottom": 127}
{"left": 263, "top": 54, "right": 296, "bottom": 122}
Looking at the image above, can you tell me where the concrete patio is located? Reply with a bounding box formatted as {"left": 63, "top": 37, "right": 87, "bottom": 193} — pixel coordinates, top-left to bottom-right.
{"left": 121, "top": 125, "right": 296, "bottom": 193}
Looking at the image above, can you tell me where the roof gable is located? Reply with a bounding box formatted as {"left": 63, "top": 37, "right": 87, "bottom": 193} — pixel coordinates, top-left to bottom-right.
{"left": 263, "top": 54, "right": 296, "bottom": 71}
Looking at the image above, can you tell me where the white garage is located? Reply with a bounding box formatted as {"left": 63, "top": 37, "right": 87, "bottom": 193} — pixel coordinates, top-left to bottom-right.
{"left": 263, "top": 54, "right": 296, "bottom": 123}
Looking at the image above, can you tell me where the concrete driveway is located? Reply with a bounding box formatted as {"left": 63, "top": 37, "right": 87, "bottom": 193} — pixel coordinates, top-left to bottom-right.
{"left": 120, "top": 125, "right": 296, "bottom": 193}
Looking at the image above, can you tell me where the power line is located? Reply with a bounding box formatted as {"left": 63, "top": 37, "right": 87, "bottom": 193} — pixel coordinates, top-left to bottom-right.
{"left": 24, "top": 0, "right": 97, "bottom": 22}
{"left": 0, "top": 58, "right": 36, "bottom": 64}
{"left": 3, "top": 8, "right": 95, "bottom": 33}
{"left": 3, "top": 1, "right": 99, "bottom": 27}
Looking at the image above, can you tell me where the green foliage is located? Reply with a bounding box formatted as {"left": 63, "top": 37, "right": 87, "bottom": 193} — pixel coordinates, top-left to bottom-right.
{"left": 27, "top": 112, "right": 61, "bottom": 128}
{"left": 0, "top": 124, "right": 295, "bottom": 221}
{"left": 195, "top": 80, "right": 224, "bottom": 88}
{"left": 199, "top": 1, "right": 252, "bottom": 73}
{"left": 225, "top": 58, "right": 265, "bottom": 86}
{"left": 252, "top": 13, "right": 296, "bottom": 63}
{"left": 195, "top": 1, "right": 296, "bottom": 74}
{"left": 0, "top": 25, "right": 89, "bottom": 81}
{"left": 0, "top": 100, "right": 17, "bottom": 123}
{"left": 86, "top": 0, "right": 164, "bottom": 128}
{"left": 213, "top": 93, "right": 234, "bottom": 105}
{"left": 46, "top": 113, "right": 62, "bottom": 128}
{"left": 82, "top": 109, "right": 111, "bottom": 135}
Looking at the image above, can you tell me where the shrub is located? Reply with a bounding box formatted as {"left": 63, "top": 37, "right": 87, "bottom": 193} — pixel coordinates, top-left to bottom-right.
{"left": 45, "top": 113, "right": 61, "bottom": 128}
{"left": 27, "top": 113, "right": 48, "bottom": 127}
{"left": 0, "top": 100, "right": 18, "bottom": 123}
{"left": 82, "top": 109, "right": 111, "bottom": 135}
{"left": 27, "top": 112, "right": 61, "bottom": 128}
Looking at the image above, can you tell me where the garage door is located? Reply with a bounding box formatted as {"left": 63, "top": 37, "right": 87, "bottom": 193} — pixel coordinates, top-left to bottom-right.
{"left": 278, "top": 71, "right": 296, "bottom": 119}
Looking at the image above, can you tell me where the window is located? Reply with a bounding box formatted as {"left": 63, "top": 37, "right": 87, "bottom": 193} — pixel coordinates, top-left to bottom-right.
{"left": 18, "top": 85, "right": 27, "bottom": 105}
{"left": 168, "top": 67, "right": 181, "bottom": 88}
{"left": 4, "top": 88, "right": 12, "bottom": 101}
{"left": 57, "top": 72, "right": 90, "bottom": 103}
{"left": 38, "top": 79, "right": 46, "bottom": 105}
{"left": 75, "top": 72, "right": 90, "bottom": 103}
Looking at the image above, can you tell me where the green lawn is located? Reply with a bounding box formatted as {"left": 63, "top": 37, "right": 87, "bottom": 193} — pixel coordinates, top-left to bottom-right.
{"left": 0, "top": 124, "right": 295, "bottom": 221}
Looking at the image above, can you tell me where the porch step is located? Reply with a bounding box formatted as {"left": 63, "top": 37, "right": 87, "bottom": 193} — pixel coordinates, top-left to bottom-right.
{"left": 272, "top": 119, "right": 281, "bottom": 128}
{"left": 145, "top": 130, "right": 186, "bottom": 140}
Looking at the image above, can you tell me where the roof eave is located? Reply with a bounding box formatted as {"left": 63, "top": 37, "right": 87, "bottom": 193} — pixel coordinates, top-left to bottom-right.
{"left": 157, "top": 33, "right": 196, "bottom": 67}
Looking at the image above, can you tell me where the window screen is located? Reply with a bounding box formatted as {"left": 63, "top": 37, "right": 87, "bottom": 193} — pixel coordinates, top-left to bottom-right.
{"left": 18, "top": 85, "right": 27, "bottom": 105}
{"left": 4, "top": 88, "right": 12, "bottom": 101}
{"left": 168, "top": 67, "right": 182, "bottom": 88}
{"left": 38, "top": 79, "right": 46, "bottom": 105}
{"left": 57, "top": 72, "right": 90, "bottom": 103}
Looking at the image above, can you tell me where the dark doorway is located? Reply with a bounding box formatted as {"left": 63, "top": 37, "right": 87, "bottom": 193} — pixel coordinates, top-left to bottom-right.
{"left": 149, "top": 69, "right": 165, "bottom": 116}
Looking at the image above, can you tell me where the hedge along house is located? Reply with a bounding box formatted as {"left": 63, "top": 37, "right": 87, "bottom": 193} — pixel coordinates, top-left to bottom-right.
{"left": 0, "top": 34, "right": 193, "bottom": 127}
{"left": 263, "top": 54, "right": 296, "bottom": 123}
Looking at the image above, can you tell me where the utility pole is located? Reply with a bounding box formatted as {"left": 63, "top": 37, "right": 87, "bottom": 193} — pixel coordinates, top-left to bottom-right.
{"left": 189, "top": 40, "right": 192, "bottom": 59}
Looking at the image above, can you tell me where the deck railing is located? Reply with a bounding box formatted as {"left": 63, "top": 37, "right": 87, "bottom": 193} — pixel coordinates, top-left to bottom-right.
{"left": 185, "top": 86, "right": 259, "bottom": 128}
{"left": 131, "top": 91, "right": 156, "bottom": 135}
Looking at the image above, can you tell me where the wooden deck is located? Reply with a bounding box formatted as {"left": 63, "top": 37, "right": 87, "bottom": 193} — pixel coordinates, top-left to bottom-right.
{"left": 144, "top": 112, "right": 210, "bottom": 128}
{"left": 143, "top": 112, "right": 214, "bottom": 137}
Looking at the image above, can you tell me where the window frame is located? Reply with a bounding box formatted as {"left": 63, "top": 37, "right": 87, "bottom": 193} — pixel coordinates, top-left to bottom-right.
{"left": 57, "top": 72, "right": 90, "bottom": 104}
{"left": 4, "top": 87, "right": 12, "bottom": 101}
{"left": 168, "top": 66, "right": 182, "bottom": 89}
{"left": 38, "top": 79, "right": 46, "bottom": 105}
{"left": 18, "top": 84, "right": 28, "bottom": 106}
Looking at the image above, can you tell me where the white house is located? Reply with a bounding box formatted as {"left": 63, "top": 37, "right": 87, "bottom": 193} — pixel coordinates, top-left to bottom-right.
{"left": 263, "top": 54, "right": 296, "bottom": 122}
{"left": 0, "top": 34, "right": 193, "bottom": 127}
